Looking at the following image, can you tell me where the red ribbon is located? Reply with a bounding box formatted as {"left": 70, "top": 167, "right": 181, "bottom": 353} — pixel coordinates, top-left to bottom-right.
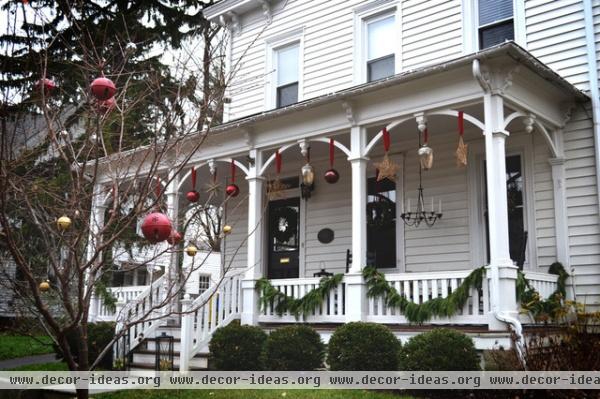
{"left": 383, "top": 127, "right": 391, "bottom": 152}
{"left": 329, "top": 138, "right": 335, "bottom": 168}
{"left": 191, "top": 167, "right": 197, "bottom": 189}
{"left": 423, "top": 128, "right": 429, "bottom": 144}
{"left": 458, "top": 111, "right": 464, "bottom": 137}
{"left": 275, "top": 150, "right": 282, "bottom": 174}
{"left": 230, "top": 159, "right": 236, "bottom": 183}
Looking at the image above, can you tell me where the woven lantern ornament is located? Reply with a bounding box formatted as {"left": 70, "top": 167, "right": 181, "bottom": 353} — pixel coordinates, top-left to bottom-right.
{"left": 166, "top": 230, "right": 182, "bottom": 245}
{"left": 90, "top": 75, "right": 116, "bottom": 101}
{"left": 374, "top": 127, "right": 399, "bottom": 182}
{"left": 57, "top": 215, "right": 72, "bottom": 231}
{"left": 455, "top": 111, "right": 468, "bottom": 168}
{"left": 186, "top": 167, "right": 200, "bottom": 202}
{"left": 418, "top": 128, "right": 434, "bottom": 170}
{"left": 141, "top": 212, "right": 172, "bottom": 243}
{"left": 185, "top": 245, "right": 198, "bottom": 257}
{"left": 223, "top": 225, "right": 233, "bottom": 235}
{"left": 324, "top": 138, "right": 340, "bottom": 184}
{"left": 225, "top": 160, "right": 240, "bottom": 197}
{"left": 39, "top": 280, "right": 50, "bottom": 292}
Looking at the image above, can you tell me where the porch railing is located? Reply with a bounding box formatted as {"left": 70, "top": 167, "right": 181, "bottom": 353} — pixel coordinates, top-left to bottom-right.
{"left": 257, "top": 277, "right": 346, "bottom": 323}
{"left": 523, "top": 271, "right": 559, "bottom": 300}
{"left": 95, "top": 285, "right": 147, "bottom": 321}
{"left": 365, "top": 270, "right": 490, "bottom": 324}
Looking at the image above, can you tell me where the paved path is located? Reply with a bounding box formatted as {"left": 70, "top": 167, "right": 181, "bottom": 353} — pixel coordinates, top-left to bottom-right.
{"left": 0, "top": 353, "right": 59, "bottom": 370}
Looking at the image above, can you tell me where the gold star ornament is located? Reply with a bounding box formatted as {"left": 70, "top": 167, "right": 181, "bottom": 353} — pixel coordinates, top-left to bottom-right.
{"left": 455, "top": 135, "right": 468, "bottom": 168}
{"left": 374, "top": 153, "right": 399, "bottom": 182}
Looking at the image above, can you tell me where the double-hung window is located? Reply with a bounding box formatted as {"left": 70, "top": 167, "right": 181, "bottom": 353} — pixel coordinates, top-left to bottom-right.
{"left": 275, "top": 43, "right": 299, "bottom": 108}
{"left": 366, "top": 14, "right": 395, "bottom": 82}
{"left": 478, "top": 0, "right": 514, "bottom": 49}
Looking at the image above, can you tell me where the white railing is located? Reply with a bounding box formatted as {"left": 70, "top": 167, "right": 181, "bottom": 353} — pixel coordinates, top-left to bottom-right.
{"left": 95, "top": 286, "right": 147, "bottom": 321}
{"left": 257, "top": 277, "right": 346, "bottom": 323}
{"left": 523, "top": 271, "right": 559, "bottom": 299}
{"left": 179, "top": 272, "right": 243, "bottom": 371}
{"left": 365, "top": 270, "right": 490, "bottom": 324}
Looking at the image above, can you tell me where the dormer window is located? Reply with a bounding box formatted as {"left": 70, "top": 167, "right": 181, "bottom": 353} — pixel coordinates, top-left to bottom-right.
{"left": 366, "top": 14, "right": 395, "bottom": 82}
{"left": 478, "top": 0, "right": 514, "bottom": 49}
{"left": 275, "top": 43, "right": 299, "bottom": 108}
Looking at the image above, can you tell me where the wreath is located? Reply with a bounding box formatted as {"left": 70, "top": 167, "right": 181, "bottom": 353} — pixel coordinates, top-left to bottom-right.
{"left": 367, "top": 194, "right": 395, "bottom": 227}
{"left": 270, "top": 206, "right": 298, "bottom": 243}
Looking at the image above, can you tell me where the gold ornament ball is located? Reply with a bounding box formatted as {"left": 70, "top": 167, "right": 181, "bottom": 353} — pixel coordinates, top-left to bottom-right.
{"left": 223, "top": 225, "right": 232, "bottom": 235}
{"left": 185, "top": 245, "right": 198, "bottom": 257}
{"left": 39, "top": 280, "right": 50, "bottom": 292}
{"left": 57, "top": 215, "right": 72, "bottom": 231}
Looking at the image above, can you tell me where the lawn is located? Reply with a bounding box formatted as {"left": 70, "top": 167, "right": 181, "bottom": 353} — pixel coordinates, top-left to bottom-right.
{"left": 0, "top": 335, "right": 54, "bottom": 360}
{"left": 7, "top": 362, "right": 68, "bottom": 371}
{"left": 95, "top": 389, "right": 410, "bottom": 399}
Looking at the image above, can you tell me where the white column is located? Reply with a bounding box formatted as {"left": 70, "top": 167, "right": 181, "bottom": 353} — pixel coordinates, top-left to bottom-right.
{"left": 179, "top": 294, "right": 193, "bottom": 372}
{"left": 87, "top": 187, "right": 106, "bottom": 323}
{"left": 483, "top": 93, "right": 518, "bottom": 330}
{"left": 346, "top": 125, "right": 368, "bottom": 322}
{"left": 165, "top": 172, "right": 179, "bottom": 310}
{"left": 241, "top": 149, "right": 264, "bottom": 325}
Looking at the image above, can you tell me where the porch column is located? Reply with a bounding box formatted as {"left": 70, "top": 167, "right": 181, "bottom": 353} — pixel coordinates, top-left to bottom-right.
{"left": 483, "top": 93, "right": 519, "bottom": 330}
{"left": 165, "top": 172, "right": 179, "bottom": 307}
{"left": 87, "top": 187, "right": 106, "bottom": 322}
{"left": 241, "top": 149, "right": 264, "bottom": 325}
{"left": 347, "top": 125, "right": 368, "bottom": 322}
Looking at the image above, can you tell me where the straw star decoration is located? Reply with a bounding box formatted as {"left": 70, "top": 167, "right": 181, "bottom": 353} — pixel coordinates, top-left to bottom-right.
{"left": 456, "top": 136, "right": 468, "bottom": 168}
{"left": 374, "top": 153, "right": 399, "bottom": 182}
{"left": 267, "top": 177, "right": 289, "bottom": 200}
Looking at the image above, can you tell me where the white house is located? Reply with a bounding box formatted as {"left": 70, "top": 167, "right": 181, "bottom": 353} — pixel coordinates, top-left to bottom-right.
{"left": 90, "top": 0, "right": 600, "bottom": 371}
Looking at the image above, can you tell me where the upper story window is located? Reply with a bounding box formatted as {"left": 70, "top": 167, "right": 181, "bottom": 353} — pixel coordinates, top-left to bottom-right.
{"left": 478, "top": 0, "right": 514, "bottom": 49}
{"left": 275, "top": 43, "right": 299, "bottom": 108}
{"left": 366, "top": 14, "right": 395, "bottom": 82}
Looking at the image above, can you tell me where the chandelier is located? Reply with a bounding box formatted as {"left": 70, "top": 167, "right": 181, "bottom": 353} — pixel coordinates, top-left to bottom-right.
{"left": 400, "top": 129, "right": 442, "bottom": 227}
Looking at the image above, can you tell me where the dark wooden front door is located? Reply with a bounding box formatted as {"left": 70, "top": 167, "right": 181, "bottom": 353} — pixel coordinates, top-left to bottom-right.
{"left": 267, "top": 197, "right": 300, "bottom": 279}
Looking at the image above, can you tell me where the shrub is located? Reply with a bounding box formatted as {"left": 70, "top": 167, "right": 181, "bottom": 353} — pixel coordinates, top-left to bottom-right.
{"left": 55, "top": 322, "right": 115, "bottom": 370}
{"left": 263, "top": 325, "right": 325, "bottom": 370}
{"left": 327, "top": 322, "right": 400, "bottom": 370}
{"left": 399, "top": 328, "right": 480, "bottom": 371}
{"left": 209, "top": 321, "right": 267, "bottom": 370}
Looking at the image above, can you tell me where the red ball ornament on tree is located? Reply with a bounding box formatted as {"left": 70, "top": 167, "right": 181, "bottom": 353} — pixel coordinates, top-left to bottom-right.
{"left": 226, "top": 183, "right": 239, "bottom": 197}
{"left": 166, "top": 230, "right": 182, "bottom": 245}
{"left": 141, "top": 212, "right": 172, "bottom": 243}
{"left": 98, "top": 97, "right": 116, "bottom": 113}
{"left": 186, "top": 190, "right": 200, "bottom": 202}
{"left": 90, "top": 76, "right": 116, "bottom": 101}
{"left": 324, "top": 169, "right": 339, "bottom": 184}
{"left": 39, "top": 78, "right": 56, "bottom": 94}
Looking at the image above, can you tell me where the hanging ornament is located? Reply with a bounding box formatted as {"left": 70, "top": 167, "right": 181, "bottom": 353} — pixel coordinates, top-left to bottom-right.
{"left": 418, "top": 128, "right": 434, "bottom": 170}
{"left": 57, "top": 215, "right": 72, "bottom": 231}
{"left": 223, "top": 225, "right": 232, "bottom": 235}
{"left": 39, "top": 78, "right": 56, "bottom": 95}
{"left": 166, "top": 230, "right": 182, "bottom": 245}
{"left": 324, "top": 138, "right": 340, "bottom": 184}
{"left": 186, "top": 167, "right": 200, "bottom": 202}
{"left": 205, "top": 167, "right": 221, "bottom": 196}
{"left": 141, "top": 212, "right": 172, "bottom": 243}
{"left": 98, "top": 97, "right": 116, "bottom": 114}
{"left": 267, "top": 150, "right": 287, "bottom": 199}
{"left": 185, "top": 244, "right": 198, "bottom": 257}
{"left": 225, "top": 159, "right": 240, "bottom": 197}
{"left": 125, "top": 42, "right": 137, "bottom": 54}
{"left": 90, "top": 75, "right": 116, "bottom": 101}
{"left": 455, "top": 111, "right": 468, "bottom": 168}
{"left": 39, "top": 280, "right": 50, "bottom": 292}
{"left": 374, "top": 127, "right": 399, "bottom": 182}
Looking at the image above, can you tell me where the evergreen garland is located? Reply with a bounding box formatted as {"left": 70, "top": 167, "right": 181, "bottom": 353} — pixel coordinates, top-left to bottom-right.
{"left": 363, "top": 266, "right": 487, "bottom": 323}
{"left": 255, "top": 274, "right": 344, "bottom": 320}
{"left": 516, "top": 262, "right": 569, "bottom": 321}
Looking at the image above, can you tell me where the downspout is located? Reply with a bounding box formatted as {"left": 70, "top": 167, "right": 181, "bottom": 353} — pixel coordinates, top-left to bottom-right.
{"left": 472, "top": 58, "right": 526, "bottom": 367}
{"left": 582, "top": 0, "right": 600, "bottom": 226}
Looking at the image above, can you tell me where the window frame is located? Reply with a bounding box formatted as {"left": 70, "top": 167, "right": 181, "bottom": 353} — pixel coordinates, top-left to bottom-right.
{"left": 198, "top": 273, "right": 211, "bottom": 294}
{"left": 265, "top": 28, "right": 304, "bottom": 110}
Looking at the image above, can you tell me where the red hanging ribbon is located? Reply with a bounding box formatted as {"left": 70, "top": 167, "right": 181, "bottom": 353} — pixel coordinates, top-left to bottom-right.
{"left": 230, "top": 159, "right": 236, "bottom": 183}
{"left": 191, "top": 167, "right": 197, "bottom": 189}
{"left": 329, "top": 138, "right": 335, "bottom": 168}
{"left": 458, "top": 111, "right": 464, "bottom": 137}
{"left": 383, "top": 127, "right": 391, "bottom": 152}
{"left": 275, "top": 150, "right": 282, "bottom": 174}
{"left": 423, "top": 128, "right": 429, "bottom": 144}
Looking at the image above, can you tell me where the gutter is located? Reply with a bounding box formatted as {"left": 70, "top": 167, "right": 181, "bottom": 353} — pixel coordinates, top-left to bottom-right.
{"left": 582, "top": 0, "right": 600, "bottom": 223}
{"left": 472, "top": 58, "right": 526, "bottom": 368}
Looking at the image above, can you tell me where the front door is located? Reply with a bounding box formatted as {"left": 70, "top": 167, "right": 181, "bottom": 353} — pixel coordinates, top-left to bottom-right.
{"left": 267, "top": 197, "right": 300, "bottom": 279}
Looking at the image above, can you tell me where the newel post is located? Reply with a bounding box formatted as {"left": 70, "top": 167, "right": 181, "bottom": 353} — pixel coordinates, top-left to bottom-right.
{"left": 483, "top": 93, "right": 519, "bottom": 330}
{"left": 346, "top": 125, "right": 368, "bottom": 322}
{"left": 179, "top": 294, "right": 193, "bottom": 372}
{"left": 242, "top": 149, "right": 264, "bottom": 325}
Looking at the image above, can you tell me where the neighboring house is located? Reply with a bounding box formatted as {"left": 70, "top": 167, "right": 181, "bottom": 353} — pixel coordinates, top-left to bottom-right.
{"left": 91, "top": 0, "right": 600, "bottom": 371}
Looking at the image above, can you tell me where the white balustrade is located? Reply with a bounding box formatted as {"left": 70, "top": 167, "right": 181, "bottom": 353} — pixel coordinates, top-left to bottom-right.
{"left": 95, "top": 286, "right": 147, "bottom": 321}
{"left": 523, "top": 271, "right": 559, "bottom": 300}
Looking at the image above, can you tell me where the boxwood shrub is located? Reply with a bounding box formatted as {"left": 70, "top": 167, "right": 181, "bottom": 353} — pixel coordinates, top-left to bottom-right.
{"left": 209, "top": 321, "right": 267, "bottom": 370}
{"left": 399, "top": 328, "right": 480, "bottom": 371}
{"left": 263, "top": 325, "right": 325, "bottom": 370}
{"left": 327, "top": 322, "right": 401, "bottom": 370}
{"left": 54, "top": 322, "right": 115, "bottom": 370}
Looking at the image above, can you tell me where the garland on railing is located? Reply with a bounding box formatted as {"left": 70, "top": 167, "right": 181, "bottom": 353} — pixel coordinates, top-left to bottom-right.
{"left": 517, "top": 262, "right": 569, "bottom": 321}
{"left": 255, "top": 274, "right": 344, "bottom": 320}
{"left": 363, "top": 266, "right": 487, "bottom": 323}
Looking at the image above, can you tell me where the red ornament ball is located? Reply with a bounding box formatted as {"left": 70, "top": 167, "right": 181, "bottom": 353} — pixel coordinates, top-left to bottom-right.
{"left": 90, "top": 76, "right": 116, "bottom": 101}
{"left": 39, "top": 78, "right": 56, "bottom": 94}
{"left": 324, "top": 169, "right": 340, "bottom": 184}
{"left": 186, "top": 190, "right": 200, "bottom": 203}
{"left": 166, "top": 230, "right": 182, "bottom": 245}
{"left": 226, "top": 183, "right": 240, "bottom": 197}
{"left": 141, "top": 212, "right": 172, "bottom": 243}
{"left": 98, "top": 97, "right": 116, "bottom": 113}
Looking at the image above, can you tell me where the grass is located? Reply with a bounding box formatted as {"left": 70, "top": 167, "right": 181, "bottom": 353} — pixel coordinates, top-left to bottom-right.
{"left": 95, "top": 390, "right": 409, "bottom": 399}
{"left": 7, "top": 361, "right": 68, "bottom": 371}
{"left": 0, "top": 334, "right": 54, "bottom": 360}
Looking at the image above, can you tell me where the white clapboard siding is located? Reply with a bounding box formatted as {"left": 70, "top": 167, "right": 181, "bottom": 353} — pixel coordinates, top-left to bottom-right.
{"left": 223, "top": 181, "right": 249, "bottom": 270}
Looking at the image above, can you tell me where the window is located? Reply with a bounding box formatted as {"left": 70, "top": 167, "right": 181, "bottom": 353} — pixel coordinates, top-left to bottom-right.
{"left": 275, "top": 43, "right": 299, "bottom": 108}
{"left": 478, "top": 0, "right": 514, "bottom": 49}
{"left": 198, "top": 274, "right": 210, "bottom": 294}
{"left": 366, "top": 177, "right": 396, "bottom": 268}
{"left": 366, "top": 14, "right": 395, "bottom": 82}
